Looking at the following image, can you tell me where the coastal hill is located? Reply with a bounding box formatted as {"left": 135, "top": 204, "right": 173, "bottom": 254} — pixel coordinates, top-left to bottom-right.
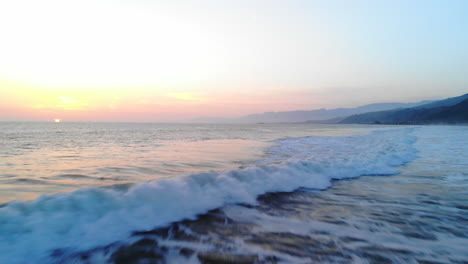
{"left": 339, "top": 93, "right": 468, "bottom": 124}
{"left": 191, "top": 101, "right": 432, "bottom": 123}
{"left": 191, "top": 93, "right": 467, "bottom": 124}
{"left": 237, "top": 101, "right": 432, "bottom": 123}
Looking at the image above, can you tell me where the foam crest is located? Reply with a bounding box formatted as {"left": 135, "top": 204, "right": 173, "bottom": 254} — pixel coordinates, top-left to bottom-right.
{"left": 0, "top": 129, "right": 417, "bottom": 264}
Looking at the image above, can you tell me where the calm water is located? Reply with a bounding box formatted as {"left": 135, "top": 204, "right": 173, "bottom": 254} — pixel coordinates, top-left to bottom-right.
{"left": 0, "top": 123, "right": 467, "bottom": 264}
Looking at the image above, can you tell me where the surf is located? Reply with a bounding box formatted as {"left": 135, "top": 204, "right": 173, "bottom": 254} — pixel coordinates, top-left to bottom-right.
{"left": 0, "top": 128, "right": 417, "bottom": 264}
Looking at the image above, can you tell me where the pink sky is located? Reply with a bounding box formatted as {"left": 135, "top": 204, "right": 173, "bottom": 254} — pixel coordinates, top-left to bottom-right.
{"left": 1, "top": 0, "right": 467, "bottom": 121}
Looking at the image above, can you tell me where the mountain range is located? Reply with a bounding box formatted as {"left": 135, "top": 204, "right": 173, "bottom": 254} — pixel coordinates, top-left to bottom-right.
{"left": 340, "top": 93, "right": 468, "bottom": 124}
{"left": 191, "top": 93, "right": 468, "bottom": 125}
{"left": 191, "top": 101, "right": 433, "bottom": 123}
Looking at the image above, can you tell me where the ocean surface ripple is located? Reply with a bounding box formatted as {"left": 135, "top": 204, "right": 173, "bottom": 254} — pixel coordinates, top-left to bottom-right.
{"left": 0, "top": 124, "right": 466, "bottom": 264}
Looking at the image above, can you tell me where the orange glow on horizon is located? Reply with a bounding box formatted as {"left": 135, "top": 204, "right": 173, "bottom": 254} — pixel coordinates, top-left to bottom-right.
{"left": 0, "top": 79, "right": 326, "bottom": 122}
{"left": 0, "top": 78, "right": 327, "bottom": 122}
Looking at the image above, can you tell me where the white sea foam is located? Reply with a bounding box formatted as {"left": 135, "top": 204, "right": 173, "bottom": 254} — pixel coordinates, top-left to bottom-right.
{"left": 0, "top": 128, "right": 417, "bottom": 264}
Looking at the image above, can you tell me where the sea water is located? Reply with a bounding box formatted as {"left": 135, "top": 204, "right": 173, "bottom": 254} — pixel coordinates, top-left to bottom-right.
{"left": 0, "top": 123, "right": 466, "bottom": 264}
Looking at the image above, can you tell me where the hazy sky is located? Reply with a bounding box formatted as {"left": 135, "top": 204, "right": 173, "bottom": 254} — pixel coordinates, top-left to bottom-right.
{"left": 0, "top": 0, "right": 467, "bottom": 121}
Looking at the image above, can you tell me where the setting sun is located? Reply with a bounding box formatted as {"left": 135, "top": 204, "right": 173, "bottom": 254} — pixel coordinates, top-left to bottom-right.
{"left": 54, "top": 118, "right": 61, "bottom": 123}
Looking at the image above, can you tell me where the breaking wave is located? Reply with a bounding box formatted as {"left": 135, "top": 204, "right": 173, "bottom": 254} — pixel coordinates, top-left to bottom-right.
{"left": 0, "top": 128, "right": 417, "bottom": 264}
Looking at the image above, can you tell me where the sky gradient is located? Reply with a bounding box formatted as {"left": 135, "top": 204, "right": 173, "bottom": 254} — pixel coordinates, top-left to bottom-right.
{"left": 0, "top": 0, "right": 467, "bottom": 121}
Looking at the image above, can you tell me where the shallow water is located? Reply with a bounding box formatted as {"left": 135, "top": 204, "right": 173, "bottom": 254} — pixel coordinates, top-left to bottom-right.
{"left": 0, "top": 124, "right": 467, "bottom": 264}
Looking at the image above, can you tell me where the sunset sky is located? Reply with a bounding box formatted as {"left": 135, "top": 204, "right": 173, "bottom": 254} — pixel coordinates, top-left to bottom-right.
{"left": 0, "top": 0, "right": 467, "bottom": 121}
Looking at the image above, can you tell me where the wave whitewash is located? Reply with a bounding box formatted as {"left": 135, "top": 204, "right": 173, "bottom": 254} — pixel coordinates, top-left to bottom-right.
{"left": 0, "top": 124, "right": 466, "bottom": 263}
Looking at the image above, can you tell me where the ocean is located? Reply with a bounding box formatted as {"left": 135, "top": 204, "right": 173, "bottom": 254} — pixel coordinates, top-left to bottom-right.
{"left": 0, "top": 123, "right": 466, "bottom": 264}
